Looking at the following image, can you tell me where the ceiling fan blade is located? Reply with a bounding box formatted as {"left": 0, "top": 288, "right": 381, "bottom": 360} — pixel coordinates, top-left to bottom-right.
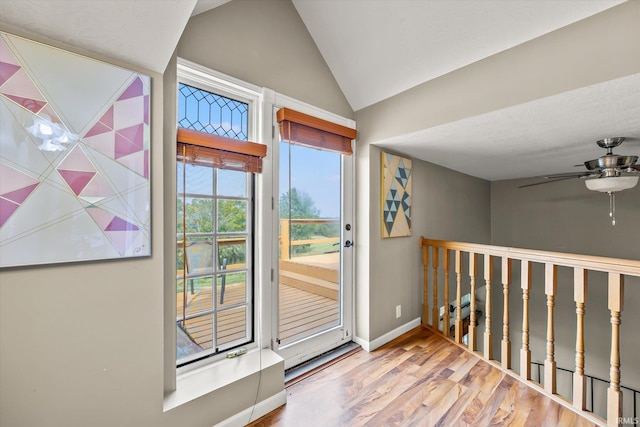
{"left": 542, "top": 172, "right": 593, "bottom": 179}
{"left": 518, "top": 176, "right": 584, "bottom": 188}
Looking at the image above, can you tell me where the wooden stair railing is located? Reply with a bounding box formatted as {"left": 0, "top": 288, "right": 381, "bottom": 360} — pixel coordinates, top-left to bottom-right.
{"left": 419, "top": 237, "right": 640, "bottom": 427}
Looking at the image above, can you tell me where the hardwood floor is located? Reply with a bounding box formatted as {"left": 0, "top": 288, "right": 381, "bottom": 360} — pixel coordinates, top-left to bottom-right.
{"left": 250, "top": 327, "right": 598, "bottom": 427}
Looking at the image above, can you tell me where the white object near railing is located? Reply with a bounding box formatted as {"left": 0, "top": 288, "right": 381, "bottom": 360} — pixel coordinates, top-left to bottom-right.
{"left": 419, "top": 237, "right": 640, "bottom": 427}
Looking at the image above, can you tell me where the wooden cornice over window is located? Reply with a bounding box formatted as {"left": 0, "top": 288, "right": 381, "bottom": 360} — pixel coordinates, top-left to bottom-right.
{"left": 276, "top": 107, "right": 357, "bottom": 155}
{"left": 177, "top": 127, "right": 267, "bottom": 173}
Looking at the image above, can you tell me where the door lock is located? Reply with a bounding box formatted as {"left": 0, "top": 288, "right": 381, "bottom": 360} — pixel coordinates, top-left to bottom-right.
{"left": 344, "top": 240, "right": 353, "bottom": 248}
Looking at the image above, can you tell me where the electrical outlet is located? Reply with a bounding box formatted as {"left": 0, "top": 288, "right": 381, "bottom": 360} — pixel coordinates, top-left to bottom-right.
{"left": 395, "top": 305, "right": 401, "bottom": 318}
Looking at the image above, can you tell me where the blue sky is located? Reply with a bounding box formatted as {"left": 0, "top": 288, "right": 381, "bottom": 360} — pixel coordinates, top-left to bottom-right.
{"left": 280, "top": 142, "right": 341, "bottom": 219}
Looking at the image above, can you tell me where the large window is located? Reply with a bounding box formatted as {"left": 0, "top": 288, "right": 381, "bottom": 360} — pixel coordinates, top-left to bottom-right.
{"left": 176, "top": 82, "right": 257, "bottom": 366}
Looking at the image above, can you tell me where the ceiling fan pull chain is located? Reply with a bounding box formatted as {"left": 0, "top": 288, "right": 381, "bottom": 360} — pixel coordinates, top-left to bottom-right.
{"left": 608, "top": 191, "right": 616, "bottom": 226}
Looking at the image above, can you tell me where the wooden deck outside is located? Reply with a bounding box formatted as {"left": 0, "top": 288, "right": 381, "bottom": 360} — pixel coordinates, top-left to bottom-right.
{"left": 177, "top": 253, "right": 340, "bottom": 355}
{"left": 250, "top": 327, "right": 599, "bottom": 427}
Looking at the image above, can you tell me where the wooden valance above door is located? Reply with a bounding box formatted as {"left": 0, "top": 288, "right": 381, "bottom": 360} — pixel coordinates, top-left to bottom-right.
{"left": 276, "top": 107, "right": 357, "bottom": 155}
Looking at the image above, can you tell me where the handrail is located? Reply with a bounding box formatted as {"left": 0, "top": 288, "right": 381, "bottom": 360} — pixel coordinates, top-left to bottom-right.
{"left": 419, "top": 236, "right": 640, "bottom": 426}
{"left": 420, "top": 238, "right": 640, "bottom": 275}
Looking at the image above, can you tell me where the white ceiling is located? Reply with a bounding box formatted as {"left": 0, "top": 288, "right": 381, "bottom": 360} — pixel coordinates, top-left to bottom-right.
{"left": 292, "top": 0, "right": 626, "bottom": 111}
{"left": 290, "top": 0, "right": 640, "bottom": 181}
{"left": 0, "top": 0, "right": 198, "bottom": 74}
{"left": 0, "top": 0, "right": 638, "bottom": 181}
{"left": 377, "top": 73, "right": 640, "bottom": 181}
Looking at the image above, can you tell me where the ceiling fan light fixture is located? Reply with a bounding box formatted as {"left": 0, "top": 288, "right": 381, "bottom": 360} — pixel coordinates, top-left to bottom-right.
{"left": 585, "top": 176, "right": 639, "bottom": 193}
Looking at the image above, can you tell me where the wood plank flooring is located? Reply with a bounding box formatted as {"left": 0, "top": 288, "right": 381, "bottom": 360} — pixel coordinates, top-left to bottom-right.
{"left": 249, "top": 327, "right": 599, "bottom": 427}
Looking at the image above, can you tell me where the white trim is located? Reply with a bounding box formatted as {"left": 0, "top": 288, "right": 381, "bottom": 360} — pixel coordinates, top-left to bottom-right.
{"left": 354, "top": 318, "right": 421, "bottom": 352}
{"left": 213, "top": 389, "right": 287, "bottom": 427}
{"left": 178, "top": 57, "right": 262, "bottom": 97}
{"left": 164, "top": 349, "right": 283, "bottom": 412}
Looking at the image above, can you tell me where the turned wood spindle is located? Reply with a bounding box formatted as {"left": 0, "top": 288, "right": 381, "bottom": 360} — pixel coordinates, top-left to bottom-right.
{"left": 431, "top": 246, "right": 439, "bottom": 329}
{"left": 544, "top": 263, "right": 557, "bottom": 394}
{"left": 573, "top": 268, "right": 587, "bottom": 410}
{"left": 484, "top": 254, "right": 493, "bottom": 360}
{"left": 442, "top": 250, "right": 450, "bottom": 337}
{"left": 455, "top": 250, "right": 463, "bottom": 343}
{"left": 432, "top": 248, "right": 444, "bottom": 331}
{"left": 520, "top": 260, "right": 531, "bottom": 381}
{"left": 421, "top": 242, "right": 429, "bottom": 327}
{"left": 607, "top": 273, "right": 624, "bottom": 427}
{"left": 501, "top": 257, "right": 512, "bottom": 369}
{"left": 469, "top": 252, "right": 477, "bottom": 351}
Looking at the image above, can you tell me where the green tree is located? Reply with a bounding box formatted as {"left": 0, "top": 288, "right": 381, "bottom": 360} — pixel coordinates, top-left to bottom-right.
{"left": 279, "top": 188, "right": 320, "bottom": 220}
{"left": 217, "top": 199, "right": 246, "bottom": 232}
{"left": 280, "top": 188, "right": 329, "bottom": 255}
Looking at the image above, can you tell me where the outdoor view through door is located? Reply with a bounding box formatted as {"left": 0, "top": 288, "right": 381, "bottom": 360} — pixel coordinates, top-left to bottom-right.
{"left": 278, "top": 140, "right": 341, "bottom": 346}
{"left": 276, "top": 108, "right": 356, "bottom": 366}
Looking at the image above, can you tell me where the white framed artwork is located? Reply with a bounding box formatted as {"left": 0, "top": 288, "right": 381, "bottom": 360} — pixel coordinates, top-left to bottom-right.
{"left": 0, "top": 31, "right": 151, "bottom": 267}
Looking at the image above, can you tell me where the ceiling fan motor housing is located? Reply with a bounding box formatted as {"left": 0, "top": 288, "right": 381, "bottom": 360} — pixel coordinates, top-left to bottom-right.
{"left": 584, "top": 155, "right": 639, "bottom": 171}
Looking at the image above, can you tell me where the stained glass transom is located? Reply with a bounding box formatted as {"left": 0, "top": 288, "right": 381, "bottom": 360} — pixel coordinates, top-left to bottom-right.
{"left": 178, "top": 83, "right": 248, "bottom": 141}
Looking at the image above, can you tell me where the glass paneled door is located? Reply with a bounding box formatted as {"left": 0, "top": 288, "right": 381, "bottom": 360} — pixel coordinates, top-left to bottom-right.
{"left": 275, "top": 119, "right": 354, "bottom": 370}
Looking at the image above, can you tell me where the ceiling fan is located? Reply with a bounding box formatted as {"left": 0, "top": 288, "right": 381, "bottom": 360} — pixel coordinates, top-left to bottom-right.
{"left": 520, "top": 137, "right": 639, "bottom": 225}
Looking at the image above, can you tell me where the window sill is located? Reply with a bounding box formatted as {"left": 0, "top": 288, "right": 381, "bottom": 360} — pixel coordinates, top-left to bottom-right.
{"left": 163, "top": 348, "right": 284, "bottom": 412}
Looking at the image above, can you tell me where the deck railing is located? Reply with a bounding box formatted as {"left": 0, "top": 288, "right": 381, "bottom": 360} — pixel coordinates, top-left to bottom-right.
{"left": 279, "top": 218, "right": 340, "bottom": 259}
{"left": 419, "top": 237, "right": 640, "bottom": 426}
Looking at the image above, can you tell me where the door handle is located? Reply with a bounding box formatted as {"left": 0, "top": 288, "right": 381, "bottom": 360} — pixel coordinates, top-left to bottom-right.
{"left": 344, "top": 240, "right": 353, "bottom": 248}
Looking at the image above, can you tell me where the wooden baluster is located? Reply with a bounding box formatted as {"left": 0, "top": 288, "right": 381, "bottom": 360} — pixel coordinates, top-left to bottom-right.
{"left": 520, "top": 260, "right": 532, "bottom": 381}
{"left": 544, "top": 263, "right": 557, "bottom": 394}
{"left": 573, "top": 268, "right": 587, "bottom": 410}
{"left": 432, "top": 248, "right": 442, "bottom": 330}
{"left": 421, "top": 241, "right": 429, "bottom": 328}
{"left": 455, "top": 250, "right": 463, "bottom": 343}
{"left": 607, "top": 273, "right": 624, "bottom": 427}
{"left": 443, "top": 250, "right": 450, "bottom": 337}
{"left": 431, "top": 247, "right": 439, "bottom": 329}
{"left": 483, "top": 254, "right": 493, "bottom": 360}
{"left": 468, "top": 252, "right": 477, "bottom": 351}
{"left": 501, "top": 257, "right": 512, "bottom": 369}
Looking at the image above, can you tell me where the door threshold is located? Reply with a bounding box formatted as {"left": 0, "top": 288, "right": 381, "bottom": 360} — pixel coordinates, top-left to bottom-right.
{"left": 284, "top": 341, "right": 361, "bottom": 387}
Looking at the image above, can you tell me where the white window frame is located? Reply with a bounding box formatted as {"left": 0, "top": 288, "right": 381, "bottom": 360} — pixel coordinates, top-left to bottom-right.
{"left": 174, "top": 59, "right": 267, "bottom": 372}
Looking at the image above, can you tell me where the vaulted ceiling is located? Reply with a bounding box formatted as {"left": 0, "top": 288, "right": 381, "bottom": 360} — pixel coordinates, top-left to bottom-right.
{"left": 0, "top": 0, "right": 638, "bottom": 181}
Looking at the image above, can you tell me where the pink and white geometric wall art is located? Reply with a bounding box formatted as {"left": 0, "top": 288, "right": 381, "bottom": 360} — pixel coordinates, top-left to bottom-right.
{"left": 0, "top": 31, "right": 151, "bottom": 267}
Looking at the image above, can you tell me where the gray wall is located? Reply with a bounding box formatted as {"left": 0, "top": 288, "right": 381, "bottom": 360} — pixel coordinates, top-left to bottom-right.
{"left": 178, "top": 0, "right": 353, "bottom": 119}
{"left": 357, "top": 144, "right": 491, "bottom": 341}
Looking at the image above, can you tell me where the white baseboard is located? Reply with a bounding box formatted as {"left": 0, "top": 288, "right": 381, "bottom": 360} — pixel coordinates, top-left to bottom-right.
{"left": 214, "top": 389, "right": 287, "bottom": 427}
{"left": 354, "top": 318, "right": 421, "bottom": 352}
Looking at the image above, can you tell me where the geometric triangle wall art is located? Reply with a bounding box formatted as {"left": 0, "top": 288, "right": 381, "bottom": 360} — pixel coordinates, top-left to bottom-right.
{"left": 0, "top": 163, "right": 40, "bottom": 228}
{"left": 83, "top": 76, "right": 150, "bottom": 179}
{"left": 381, "top": 151, "right": 412, "bottom": 238}
{"left": 86, "top": 206, "right": 141, "bottom": 255}
{"left": 0, "top": 30, "right": 151, "bottom": 268}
